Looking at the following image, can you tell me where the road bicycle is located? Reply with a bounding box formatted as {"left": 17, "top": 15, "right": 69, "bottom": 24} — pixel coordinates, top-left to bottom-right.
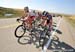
{"left": 14, "top": 18, "right": 59, "bottom": 49}
{"left": 14, "top": 19, "right": 27, "bottom": 38}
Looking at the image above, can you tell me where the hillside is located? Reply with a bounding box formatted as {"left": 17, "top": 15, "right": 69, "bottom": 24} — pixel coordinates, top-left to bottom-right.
{"left": 0, "top": 7, "right": 23, "bottom": 18}
{"left": 0, "top": 7, "right": 74, "bottom": 18}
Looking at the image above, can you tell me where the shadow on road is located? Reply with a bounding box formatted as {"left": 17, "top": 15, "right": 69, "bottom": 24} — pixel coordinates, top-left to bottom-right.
{"left": 17, "top": 35, "right": 32, "bottom": 45}
{"left": 53, "top": 24, "right": 57, "bottom": 27}
{"left": 52, "top": 28, "right": 62, "bottom": 34}
{"left": 17, "top": 35, "right": 75, "bottom": 52}
{"left": 17, "top": 35, "right": 40, "bottom": 46}
{"left": 47, "top": 40, "right": 75, "bottom": 52}
{"left": 52, "top": 23, "right": 62, "bottom": 34}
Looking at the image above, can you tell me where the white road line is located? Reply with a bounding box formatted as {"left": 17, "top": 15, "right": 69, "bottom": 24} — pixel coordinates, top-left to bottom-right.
{"left": 42, "top": 18, "right": 63, "bottom": 52}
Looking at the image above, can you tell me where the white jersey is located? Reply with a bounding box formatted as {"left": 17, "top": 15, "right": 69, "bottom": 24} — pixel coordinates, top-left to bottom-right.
{"left": 23, "top": 10, "right": 39, "bottom": 20}
{"left": 29, "top": 10, "right": 39, "bottom": 17}
{"left": 29, "top": 11, "right": 36, "bottom": 16}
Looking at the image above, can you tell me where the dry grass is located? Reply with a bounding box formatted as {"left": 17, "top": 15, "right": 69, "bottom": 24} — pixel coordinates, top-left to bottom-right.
{"left": 65, "top": 16, "right": 75, "bottom": 27}
{"left": 69, "top": 16, "right": 75, "bottom": 19}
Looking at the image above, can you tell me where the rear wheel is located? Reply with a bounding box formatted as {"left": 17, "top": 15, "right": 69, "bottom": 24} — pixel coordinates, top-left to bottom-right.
{"left": 15, "top": 25, "right": 26, "bottom": 38}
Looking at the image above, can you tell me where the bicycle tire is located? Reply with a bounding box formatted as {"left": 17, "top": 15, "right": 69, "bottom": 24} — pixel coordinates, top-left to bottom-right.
{"left": 14, "top": 25, "right": 26, "bottom": 38}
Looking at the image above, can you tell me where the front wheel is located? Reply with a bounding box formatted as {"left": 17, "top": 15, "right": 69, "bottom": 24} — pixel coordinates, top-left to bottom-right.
{"left": 14, "top": 25, "right": 26, "bottom": 38}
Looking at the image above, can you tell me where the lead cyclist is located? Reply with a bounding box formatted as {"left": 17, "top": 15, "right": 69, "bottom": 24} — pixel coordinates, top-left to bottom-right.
{"left": 17, "top": 7, "right": 38, "bottom": 31}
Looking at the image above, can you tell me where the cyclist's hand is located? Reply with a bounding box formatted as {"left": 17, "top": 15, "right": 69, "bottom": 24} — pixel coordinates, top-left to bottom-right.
{"left": 16, "top": 18, "right": 20, "bottom": 22}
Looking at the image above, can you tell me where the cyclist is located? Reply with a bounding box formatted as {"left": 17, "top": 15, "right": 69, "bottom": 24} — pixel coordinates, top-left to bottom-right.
{"left": 43, "top": 11, "right": 52, "bottom": 30}
{"left": 18, "top": 7, "right": 37, "bottom": 30}
{"left": 40, "top": 11, "right": 53, "bottom": 37}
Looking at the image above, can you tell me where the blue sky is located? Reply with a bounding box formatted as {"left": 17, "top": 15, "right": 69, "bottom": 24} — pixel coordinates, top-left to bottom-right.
{"left": 0, "top": 0, "right": 75, "bottom": 15}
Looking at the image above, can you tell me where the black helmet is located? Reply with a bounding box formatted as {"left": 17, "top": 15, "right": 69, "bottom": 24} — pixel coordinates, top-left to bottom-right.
{"left": 42, "top": 11, "right": 48, "bottom": 16}
{"left": 42, "top": 11, "right": 46, "bottom": 16}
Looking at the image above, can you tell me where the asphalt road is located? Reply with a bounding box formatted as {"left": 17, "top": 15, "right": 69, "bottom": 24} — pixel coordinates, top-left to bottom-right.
{"left": 0, "top": 17, "right": 75, "bottom": 52}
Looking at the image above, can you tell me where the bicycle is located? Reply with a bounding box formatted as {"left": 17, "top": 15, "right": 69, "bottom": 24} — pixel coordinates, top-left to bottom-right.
{"left": 14, "top": 18, "right": 40, "bottom": 44}
{"left": 14, "top": 18, "right": 58, "bottom": 49}
{"left": 14, "top": 18, "right": 27, "bottom": 38}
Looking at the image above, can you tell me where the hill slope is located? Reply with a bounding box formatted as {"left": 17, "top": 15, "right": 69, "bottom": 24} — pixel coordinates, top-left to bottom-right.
{"left": 0, "top": 7, "right": 23, "bottom": 18}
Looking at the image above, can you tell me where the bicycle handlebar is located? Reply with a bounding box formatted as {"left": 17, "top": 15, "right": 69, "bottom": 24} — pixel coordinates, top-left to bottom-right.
{"left": 16, "top": 18, "right": 26, "bottom": 22}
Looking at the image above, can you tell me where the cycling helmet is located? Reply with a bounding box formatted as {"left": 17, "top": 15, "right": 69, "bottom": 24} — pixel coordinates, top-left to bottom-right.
{"left": 42, "top": 11, "right": 52, "bottom": 20}
{"left": 42, "top": 11, "right": 46, "bottom": 16}
{"left": 42, "top": 11, "right": 48, "bottom": 16}
{"left": 24, "top": 6, "right": 29, "bottom": 12}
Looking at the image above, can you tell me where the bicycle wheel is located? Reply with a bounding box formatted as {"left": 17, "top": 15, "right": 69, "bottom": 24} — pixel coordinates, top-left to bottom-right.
{"left": 18, "top": 36, "right": 31, "bottom": 45}
{"left": 15, "top": 25, "right": 26, "bottom": 38}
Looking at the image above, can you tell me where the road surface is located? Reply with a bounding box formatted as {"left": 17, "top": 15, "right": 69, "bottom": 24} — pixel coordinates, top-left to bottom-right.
{"left": 0, "top": 17, "right": 75, "bottom": 52}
